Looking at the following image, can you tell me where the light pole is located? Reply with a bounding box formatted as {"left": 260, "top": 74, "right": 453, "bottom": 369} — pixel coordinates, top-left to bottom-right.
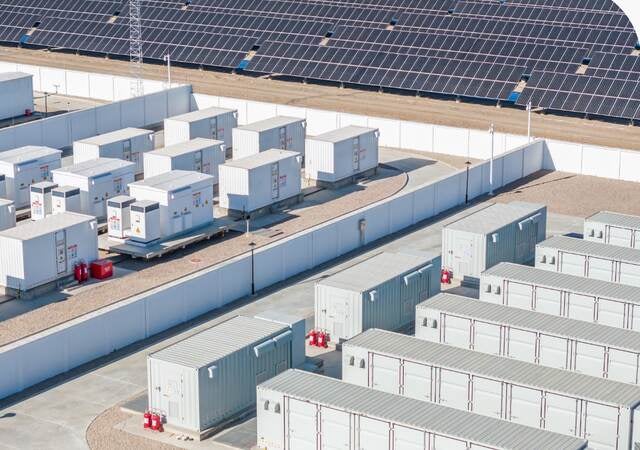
{"left": 163, "top": 53, "right": 171, "bottom": 88}
{"left": 464, "top": 160, "right": 471, "bottom": 204}
{"left": 249, "top": 241, "right": 256, "bottom": 295}
{"left": 526, "top": 100, "right": 532, "bottom": 143}
{"left": 489, "top": 123, "right": 495, "bottom": 196}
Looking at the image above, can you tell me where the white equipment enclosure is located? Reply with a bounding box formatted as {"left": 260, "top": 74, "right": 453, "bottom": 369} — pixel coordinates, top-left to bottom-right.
{"left": 163, "top": 106, "right": 237, "bottom": 149}
{"left": 143, "top": 138, "right": 225, "bottom": 182}
{"left": 584, "top": 211, "right": 640, "bottom": 249}
{"left": 232, "top": 116, "right": 306, "bottom": 160}
{"left": 0, "top": 72, "right": 33, "bottom": 120}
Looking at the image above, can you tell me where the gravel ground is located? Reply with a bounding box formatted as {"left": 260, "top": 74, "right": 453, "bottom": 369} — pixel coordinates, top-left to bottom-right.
{"left": 1, "top": 47, "right": 639, "bottom": 151}
{"left": 495, "top": 170, "right": 640, "bottom": 217}
{"left": 0, "top": 171, "right": 407, "bottom": 347}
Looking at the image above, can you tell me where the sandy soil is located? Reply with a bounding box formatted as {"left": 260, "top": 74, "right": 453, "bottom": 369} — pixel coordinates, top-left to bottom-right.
{"left": 495, "top": 170, "right": 640, "bottom": 217}
{"left": 1, "top": 47, "right": 639, "bottom": 151}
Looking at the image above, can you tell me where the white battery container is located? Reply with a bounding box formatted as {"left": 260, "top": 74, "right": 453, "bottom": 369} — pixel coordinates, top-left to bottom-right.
{"left": 51, "top": 186, "right": 82, "bottom": 214}
{"left": 52, "top": 158, "right": 135, "bottom": 219}
{"left": 305, "top": 126, "right": 379, "bottom": 184}
{"left": 0, "top": 174, "right": 6, "bottom": 198}
{"left": 143, "top": 138, "right": 226, "bottom": 182}
{"left": 218, "top": 149, "right": 302, "bottom": 215}
{"left": 128, "top": 170, "right": 214, "bottom": 238}
{"left": 129, "top": 200, "right": 160, "bottom": 244}
{"left": 163, "top": 107, "right": 237, "bottom": 148}
{"left": 0, "top": 199, "right": 15, "bottom": 231}
{"left": 584, "top": 211, "right": 640, "bottom": 249}
{"left": 0, "top": 146, "right": 62, "bottom": 209}
{"left": 0, "top": 212, "right": 98, "bottom": 292}
{"left": 107, "top": 195, "right": 135, "bottom": 239}
{"left": 29, "top": 181, "right": 57, "bottom": 221}
{"left": 0, "top": 72, "right": 33, "bottom": 121}
{"left": 232, "top": 116, "right": 306, "bottom": 160}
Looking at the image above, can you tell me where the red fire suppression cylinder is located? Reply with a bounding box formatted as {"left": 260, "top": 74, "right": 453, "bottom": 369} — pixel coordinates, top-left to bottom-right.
{"left": 150, "top": 413, "right": 161, "bottom": 431}
{"left": 81, "top": 262, "right": 89, "bottom": 282}
{"left": 308, "top": 330, "right": 318, "bottom": 346}
{"left": 317, "top": 331, "right": 328, "bottom": 348}
{"left": 440, "top": 268, "right": 452, "bottom": 284}
{"left": 143, "top": 411, "right": 151, "bottom": 429}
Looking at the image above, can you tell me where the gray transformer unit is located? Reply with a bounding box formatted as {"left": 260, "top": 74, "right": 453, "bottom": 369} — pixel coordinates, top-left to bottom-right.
{"left": 442, "top": 202, "right": 547, "bottom": 285}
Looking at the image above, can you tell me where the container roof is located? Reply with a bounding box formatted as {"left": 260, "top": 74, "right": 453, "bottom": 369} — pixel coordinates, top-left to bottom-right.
{"left": 149, "top": 316, "right": 288, "bottom": 368}
{"left": 309, "top": 126, "right": 377, "bottom": 143}
{"left": 0, "top": 212, "right": 94, "bottom": 240}
{"left": 0, "top": 72, "right": 32, "bottom": 82}
{"left": 483, "top": 262, "right": 640, "bottom": 303}
{"left": 346, "top": 329, "right": 640, "bottom": 406}
{"left": 129, "top": 170, "right": 213, "bottom": 192}
{"left": 165, "top": 106, "right": 236, "bottom": 123}
{"left": 586, "top": 211, "right": 640, "bottom": 231}
{"left": 53, "top": 158, "right": 135, "bottom": 178}
{"left": 260, "top": 370, "right": 588, "bottom": 450}
{"left": 0, "top": 199, "right": 13, "bottom": 207}
{"left": 0, "top": 146, "right": 61, "bottom": 165}
{"left": 419, "top": 293, "right": 640, "bottom": 352}
{"left": 319, "top": 251, "right": 438, "bottom": 292}
{"left": 53, "top": 185, "right": 81, "bottom": 193}
{"left": 538, "top": 235, "right": 640, "bottom": 264}
{"left": 75, "top": 128, "right": 153, "bottom": 146}
{"left": 146, "top": 138, "right": 223, "bottom": 158}
{"left": 446, "top": 202, "right": 545, "bottom": 235}
{"left": 223, "top": 149, "right": 300, "bottom": 170}
{"left": 236, "top": 116, "right": 304, "bottom": 132}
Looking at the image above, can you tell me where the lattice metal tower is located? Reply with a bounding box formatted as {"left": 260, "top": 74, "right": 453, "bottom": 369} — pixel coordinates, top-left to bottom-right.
{"left": 129, "top": 0, "right": 144, "bottom": 97}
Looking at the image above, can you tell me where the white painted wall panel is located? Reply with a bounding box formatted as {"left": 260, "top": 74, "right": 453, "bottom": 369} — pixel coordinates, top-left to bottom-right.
{"left": 619, "top": 151, "right": 640, "bottom": 182}
{"left": 581, "top": 146, "right": 620, "bottom": 179}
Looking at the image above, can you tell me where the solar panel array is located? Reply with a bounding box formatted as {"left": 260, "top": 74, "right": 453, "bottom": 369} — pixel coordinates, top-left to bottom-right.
{"left": 0, "top": 0, "right": 638, "bottom": 120}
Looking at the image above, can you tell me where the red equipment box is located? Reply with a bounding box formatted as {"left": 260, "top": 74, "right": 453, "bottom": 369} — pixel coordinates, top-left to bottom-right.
{"left": 90, "top": 259, "right": 113, "bottom": 280}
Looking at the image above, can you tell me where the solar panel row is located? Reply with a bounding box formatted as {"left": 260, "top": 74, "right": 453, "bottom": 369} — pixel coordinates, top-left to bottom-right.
{"left": 0, "top": 0, "right": 637, "bottom": 121}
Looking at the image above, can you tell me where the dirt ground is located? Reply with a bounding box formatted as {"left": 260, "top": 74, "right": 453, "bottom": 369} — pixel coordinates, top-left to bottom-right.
{"left": 495, "top": 170, "right": 640, "bottom": 217}
{"left": 1, "top": 47, "right": 639, "bottom": 151}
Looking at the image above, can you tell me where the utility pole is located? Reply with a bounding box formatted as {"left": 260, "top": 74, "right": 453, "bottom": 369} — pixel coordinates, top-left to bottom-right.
{"left": 526, "top": 100, "right": 532, "bottom": 143}
{"left": 129, "top": 0, "right": 144, "bottom": 97}
{"left": 489, "top": 123, "right": 495, "bottom": 196}
{"left": 163, "top": 53, "right": 171, "bottom": 88}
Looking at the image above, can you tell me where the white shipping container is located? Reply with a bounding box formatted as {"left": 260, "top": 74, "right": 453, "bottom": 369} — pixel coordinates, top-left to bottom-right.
{"left": 416, "top": 293, "right": 640, "bottom": 384}
{"left": 0, "top": 199, "right": 15, "bottom": 231}
{"left": 29, "top": 181, "right": 57, "bottom": 220}
{"left": 257, "top": 370, "right": 589, "bottom": 450}
{"left": 143, "top": 138, "right": 225, "bottom": 182}
{"left": 343, "top": 329, "right": 640, "bottom": 450}
{"left": 442, "top": 202, "right": 547, "bottom": 284}
{"left": 51, "top": 186, "right": 82, "bottom": 214}
{"left": 0, "top": 212, "right": 98, "bottom": 292}
{"left": 218, "top": 149, "right": 301, "bottom": 215}
{"left": 0, "top": 174, "right": 6, "bottom": 198}
{"left": 0, "top": 72, "right": 33, "bottom": 120}
{"left": 536, "top": 235, "right": 640, "bottom": 287}
{"left": 73, "top": 127, "right": 154, "bottom": 177}
{"left": 163, "top": 107, "right": 237, "bottom": 148}
{"left": 148, "top": 314, "right": 304, "bottom": 434}
{"left": 129, "top": 200, "right": 160, "bottom": 244}
{"left": 129, "top": 170, "right": 214, "bottom": 238}
{"left": 0, "top": 146, "right": 62, "bottom": 209}
{"left": 52, "top": 158, "right": 135, "bottom": 219}
{"left": 480, "top": 262, "right": 640, "bottom": 331}
{"left": 305, "top": 126, "right": 379, "bottom": 183}
{"left": 315, "top": 251, "right": 441, "bottom": 342}
{"left": 585, "top": 211, "right": 640, "bottom": 249}
{"left": 232, "top": 116, "right": 306, "bottom": 160}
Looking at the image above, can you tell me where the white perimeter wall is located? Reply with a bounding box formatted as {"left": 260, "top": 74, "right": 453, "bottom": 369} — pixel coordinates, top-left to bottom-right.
{"left": 0, "top": 140, "right": 544, "bottom": 399}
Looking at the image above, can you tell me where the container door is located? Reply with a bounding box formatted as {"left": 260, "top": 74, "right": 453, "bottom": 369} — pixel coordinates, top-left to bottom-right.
{"left": 288, "top": 399, "right": 317, "bottom": 450}
{"left": 507, "top": 328, "right": 537, "bottom": 363}
{"left": 608, "top": 226, "right": 633, "bottom": 247}
{"left": 472, "top": 376, "right": 503, "bottom": 419}
{"left": 358, "top": 416, "right": 389, "bottom": 450}
{"left": 403, "top": 361, "right": 432, "bottom": 401}
{"left": 506, "top": 282, "right": 533, "bottom": 310}
{"left": 597, "top": 298, "right": 625, "bottom": 328}
{"left": 393, "top": 425, "right": 424, "bottom": 450}
{"left": 634, "top": 231, "right": 640, "bottom": 250}
{"left": 574, "top": 342, "right": 604, "bottom": 377}
{"left": 538, "top": 334, "right": 568, "bottom": 369}
{"left": 271, "top": 162, "right": 280, "bottom": 199}
{"left": 439, "top": 369, "right": 469, "bottom": 411}
{"left": 473, "top": 321, "right": 501, "bottom": 355}
{"left": 453, "top": 236, "right": 474, "bottom": 278}
{"left": 55, "top": 230, "right": 67, "bottom": 274}
{"left": 607, "top": 348, "right": 638, "bottom": 384}
{"left": 544, "top": 393, "right": 578, "bottom": 436}
{"left": 194, "top": 150, "right": 203, "bottom": 173}
{"left": 588, "top": 256, "right": 614, "bottom": 281}
{"left": 510, "top": 385, "right": 542, "bottom": 428}
{"left": 319, "top": 406, "right": 350, "bottom": 450}
{"left": 515, "top": 219, "right": 537, "bottom": 263}
{"left": 161, "top": 375, "right": 184, "bottom": 424}
{"left": 619, "top": 262, "right": 640, "bottom": 287}
{"left": 433, "top": 435, "right": 467, "bottom": 450}
{"left": 567, "top": 293, "right": 595, "bottom": 322}
{"left": 279, "top": 127, "right": 287, "bottom": 149}
{"left": 442, "top": 315, "right": 471, "bottom": 349}
{"left": 352, "top": 137, "right": 360, "bottom": 171}
{"left": 535, "top": 287, "right": 562, "bottom": 316}
{"left": 209, "top": 117, "right": 218, "bottom": 139}
{"left": 371, "top": 354, "right": 400, "bottom": 394}
{"left": 123, "top": 139, "right": 132, "bottom": 161}
{"left": 559, "top": 252, "right": 586, "bottom": 276}
{"left": 326, "top": 294, "right": 349, "bottom": 341}
{"left": 584, "top": 402, "right": 620, "bottom": 450}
